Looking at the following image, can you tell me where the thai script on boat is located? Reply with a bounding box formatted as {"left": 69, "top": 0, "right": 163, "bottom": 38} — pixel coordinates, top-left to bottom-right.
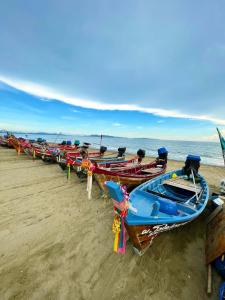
{"left": 141, "top": 222, "right": 187, "bottom": 237}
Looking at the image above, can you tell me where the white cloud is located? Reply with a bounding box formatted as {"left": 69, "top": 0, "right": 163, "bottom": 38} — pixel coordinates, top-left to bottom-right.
{"left": 112, "top": 122, "right": 121, "bottom": 126}
{"left": 1, "top": 75, "right": 225, "bottom": 125}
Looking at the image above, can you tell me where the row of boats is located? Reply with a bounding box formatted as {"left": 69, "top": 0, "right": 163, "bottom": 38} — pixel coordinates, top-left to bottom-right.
{"left": 0, "top": 133, "right": 209, "bottom": 255}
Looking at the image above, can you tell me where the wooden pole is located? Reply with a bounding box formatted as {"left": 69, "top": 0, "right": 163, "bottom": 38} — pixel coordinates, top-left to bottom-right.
{"left": 207, "top": 264, "right": 212, "bottom": 294}
{"left": 217, "top": 127, "right": 225, "bottom": 166}
{"left": 191, "top": 169, "right": 199, "bottom": 203}
{"left": 100, "top": 134, "right": 103, "bottom": 148}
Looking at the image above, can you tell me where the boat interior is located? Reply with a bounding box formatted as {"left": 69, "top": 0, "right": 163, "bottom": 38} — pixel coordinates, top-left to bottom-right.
{"left": 127, "top": 171, "right": 208, "bottom": 224}
{"left": 110, "top": 161, "right": 166, "bottom": 176}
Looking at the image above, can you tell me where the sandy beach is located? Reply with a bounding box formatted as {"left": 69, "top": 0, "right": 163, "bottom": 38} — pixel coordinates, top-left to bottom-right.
{"left": 0, "top": 147, "right": 224, "bottom": 300}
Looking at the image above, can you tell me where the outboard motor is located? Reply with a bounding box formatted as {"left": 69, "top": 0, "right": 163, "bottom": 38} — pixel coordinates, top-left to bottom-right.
{"left": 74, "top": 140, "right": 80, "bottom": 146}
{"left": 37, "top": 138, "right": 46, "bottom": 143}
{"left": 66, "top": 140, "right": 72, "bottom": 145}
{"left": 82, "top": 142, "right": 91, "bottom": 149}
{"left": 117, "top": 147, "right": 126, "bottom": 158}
{"left": 183, "top": 154, "right": 201, "bottom": 178}
{"left": 157, "top": 147, "right": 168, "bottom": 164}
{"left": 100, "top": 146, "right": 107, "bottom": 155}
{"left": 29, "top": 139, "right": 36, "bottom": 143}
{"left": 61, "top": 140, "right": 67, "bottom": 145}
{"left": 137, "top": 149, "right": 145, "bottom": 163}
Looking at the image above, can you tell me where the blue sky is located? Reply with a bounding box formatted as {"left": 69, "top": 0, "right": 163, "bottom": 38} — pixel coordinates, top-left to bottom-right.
{"left": 0, "top": 0, "right": 225, "bottom": 141}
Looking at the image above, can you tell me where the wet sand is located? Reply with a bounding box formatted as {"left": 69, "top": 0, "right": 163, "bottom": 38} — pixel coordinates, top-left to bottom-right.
{"left": 0, "top": 147, "right": 224, "bottom": 300}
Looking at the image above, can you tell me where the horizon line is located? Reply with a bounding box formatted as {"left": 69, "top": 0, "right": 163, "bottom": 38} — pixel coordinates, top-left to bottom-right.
{"left": 0, "top": 128, "right": 219, "bottom": 144}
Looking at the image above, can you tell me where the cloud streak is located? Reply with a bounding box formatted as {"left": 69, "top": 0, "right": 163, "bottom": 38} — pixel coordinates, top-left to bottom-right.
{"left": 1, "top": 75, "right": 225, "bottom": 125}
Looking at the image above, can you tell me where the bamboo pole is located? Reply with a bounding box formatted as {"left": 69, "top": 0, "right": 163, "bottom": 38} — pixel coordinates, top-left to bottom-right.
{"left": 207, "top": 264, "right": 212, "bottom": 294}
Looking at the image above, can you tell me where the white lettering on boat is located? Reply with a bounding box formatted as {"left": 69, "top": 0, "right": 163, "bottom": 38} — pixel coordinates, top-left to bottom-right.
{"left": 141, "top": 222, "right": 187, "bottom": 237}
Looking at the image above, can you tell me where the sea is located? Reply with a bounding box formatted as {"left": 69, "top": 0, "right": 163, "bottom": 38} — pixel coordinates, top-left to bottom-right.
{"left": 6, "top": 132, "right": 224, "bottom": 167}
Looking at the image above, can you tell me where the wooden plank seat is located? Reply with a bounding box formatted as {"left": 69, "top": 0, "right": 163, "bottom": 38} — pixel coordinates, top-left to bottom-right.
{"left": 163, "top": 178, "right": 202, "bottom": 194}
{"left": 141, "top": 167, "right": 163, "bottom": 174}
{"left": 101, "top": 163, "right": 138, "bottom": 172}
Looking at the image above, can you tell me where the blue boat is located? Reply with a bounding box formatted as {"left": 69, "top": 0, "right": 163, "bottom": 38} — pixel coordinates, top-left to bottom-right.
{"left": 220, "top": 282, "right": 225, "bottom": 300}
{"left": 105, "top": 155, "right": 209, "bottom": 255}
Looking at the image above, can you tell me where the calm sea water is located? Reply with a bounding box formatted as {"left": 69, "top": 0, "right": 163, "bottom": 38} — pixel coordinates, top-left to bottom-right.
{"left": 9, "top": 132, "right": 224, "bottom": 166}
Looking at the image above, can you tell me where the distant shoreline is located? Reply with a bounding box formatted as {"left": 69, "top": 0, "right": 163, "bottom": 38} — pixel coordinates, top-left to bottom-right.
{"left": 0, "top": 130, "right": 219, "bottom": 144}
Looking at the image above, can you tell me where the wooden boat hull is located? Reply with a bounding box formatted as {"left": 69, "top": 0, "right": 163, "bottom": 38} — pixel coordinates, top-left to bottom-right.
{"left": 94, "top": 173, "right": 150, "bottom": 191}
{"left": 60, "top": 152, "right": 120, "bottom": 171}
{"left": 89, "top": 156, "right": 125, "bottom": 163}
{"left": 23, "top": 146, "right": 44, "bottom": 159}
{"left": 105, "top": 160, "right": 209, "bottom": 255}
{"left": 0, "top": 138, "right": 9, "bottom": 147}
{"left": 125, "top": 220, "right": 189, "bottom": 255}
{"left": 94, "top": 161, "right": 167, "bottom": 192}
{"left": 8, "top": 138, "right": 25, "bottom": 153}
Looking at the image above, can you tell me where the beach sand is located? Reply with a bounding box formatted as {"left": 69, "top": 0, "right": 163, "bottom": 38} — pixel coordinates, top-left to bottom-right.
{"left": 0, "top": 148, "right": 224, "bottom": 300}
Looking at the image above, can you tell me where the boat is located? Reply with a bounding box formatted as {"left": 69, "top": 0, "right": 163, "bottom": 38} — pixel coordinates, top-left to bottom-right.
{"left": 60, "top": 146, "right": 125, "bottom": 171}
{"left": 105, "top": 154, "right": 209, "bottom": 255}
{"left": 7, "top": 136, "right": 28, "bottom": 153}
{"left": 0, "top": 134, "right": 12, "bottom": 147}
{"left": 94, "top": 148, "right": 168, "bottom": 192}
{"left": 41, "top": 141, "right": 80, "bottom": 163}
{"left": 22, "top": 140, "right": 47, "bottom": 158}
{"left": 58, "top": 149, "right": 107, "bottom": 170}
{"left": 219, "top": 282, "right": 225, "bottom": 300}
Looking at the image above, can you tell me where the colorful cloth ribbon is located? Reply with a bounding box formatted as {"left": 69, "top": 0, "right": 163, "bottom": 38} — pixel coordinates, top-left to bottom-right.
{"left": 111, "top": 185, "right": 129, "bottom": 254}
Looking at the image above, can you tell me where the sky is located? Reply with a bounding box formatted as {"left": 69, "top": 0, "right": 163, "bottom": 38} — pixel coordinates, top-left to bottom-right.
{"left": 0, "top": 0, "right": 225, "bottom": 141}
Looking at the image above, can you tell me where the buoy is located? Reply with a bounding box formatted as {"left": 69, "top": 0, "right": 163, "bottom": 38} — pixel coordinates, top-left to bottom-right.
{"left": 172, "top": 173, "right": 177, "bottom": 179}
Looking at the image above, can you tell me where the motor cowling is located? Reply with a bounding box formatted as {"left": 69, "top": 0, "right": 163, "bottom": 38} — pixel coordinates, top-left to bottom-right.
{"left": 37, "top": 138, "right": 46, "bottom": 143}
{"left": 183, "top": 154, "right": 201, "bottom": 178}
{"left": 137, "top": 149, "right": 145, "bottom": 163}
{"left": 61, "top": 140, "right": 67, "bottom": 145}
{"left": 82, "top": 142, "right": 91, "bottom": 149}
{"left": 74, "top": 140, "right": 80, "bottom": 146}
{"left": 117, "top": 147, "right": 126, "bottom": 158}
{"left": 157, "top": 147, "right": 168, "bottom": 164}
{"left": 100, "top": 146, "right": 107, "bottom": 155}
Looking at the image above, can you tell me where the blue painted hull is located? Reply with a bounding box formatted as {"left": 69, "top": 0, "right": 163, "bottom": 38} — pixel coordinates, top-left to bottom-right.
{"left": 124, "top": 169, "right": 209, "bottom": 254}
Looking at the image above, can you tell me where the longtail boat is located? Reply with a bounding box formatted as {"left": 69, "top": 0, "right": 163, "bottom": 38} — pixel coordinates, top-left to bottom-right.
{"left": 58, "top": 149, "right": 107, "bottom": 170}
{"left": 22, "top": 139, "right": 79, "bottom": 160}
{"left": 59, "top": 146, "right": 125, "bottom": 170}
{"left": 41, "top": 142, "right": 80, "bottom": 163}
{"left": 94, "top": 148, "right": 168, "bottom": 192}
{"left": 105, "top": 155, "right": 209, "bottom": 255}
{"left": 23, "top": 141, "right": 47, "bottom": 159}
{"left": 7, "top": 136, "right": 28, "bottom": 153}
{"left": 0, "top": 134, "right": 13, "bottom": 147}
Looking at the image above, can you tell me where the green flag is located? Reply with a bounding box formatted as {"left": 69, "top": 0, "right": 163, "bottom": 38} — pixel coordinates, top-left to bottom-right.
{"left": 217, "top": 128, "right": 225, "bottom": 165}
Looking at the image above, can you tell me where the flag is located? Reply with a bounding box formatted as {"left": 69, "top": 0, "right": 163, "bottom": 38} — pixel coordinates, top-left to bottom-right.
{"left": 217, "top": 128, "right": 225, "bottom": 165}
